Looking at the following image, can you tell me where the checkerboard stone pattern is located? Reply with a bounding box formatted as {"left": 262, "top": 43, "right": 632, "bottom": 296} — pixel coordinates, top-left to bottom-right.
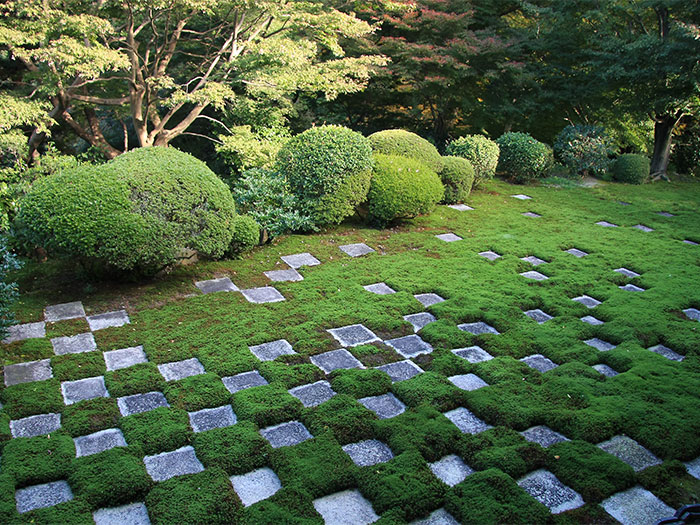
{"left": 118, "top": 392, "right": 169, "bottom": 417}
{"left": 448, "top": 204, "right": 473, "bottom": 211}
{"left": 313, "top": 489, "right": 380, "bottom": 525}
{"left": 376, "top": 360, "right": 423, "bottom": 382}
{"left": 195, "top": 277, "right": 239, "bottom": 294}
{"left": 648, "top": 344, "right": 684, "bottom": 361}
{"left": 364, "top": 282, "right": 396, "bottom": 295}
{"left": 15, "top": 480, "right": 73, "bottom": 514}
{"left": 412, "top": 509, "right": 460, "bottom": 525}
{"left": 342, "top": 440, "right": 394, "bottom": 467}
{"left": 524, "top": 309, "right": 553, "bottom": 324}
{"left": 104, "top": 346, "right": 148, "bottom": 371}
{"left": 452, "top": 346, "right": 494, "bottom": 363}
{"left": 572, "top": 295, "right": 601, "bottom": 308}
{"left": 601, "top": 486, "right": 674, "bottom": 525}
{"left": 633, "top": 224, "right": 654, "bottom": 232}
{"left": 385, "top": 335, "right": 433, "bottom": 358}
{"left": 339, "top": 243, "right": 375, "bottom": 257}
{"left": 11, "top": 413, "right": 62, "bottom": 438}
{"left": 188, "top": 405, "right": 237, "bottom": 433}
{"left": 444, "top": 407, "right": 492, "bottom": 435}
{"left": 264, "top": 269, "right": 303, "bottom": 282}
{"left": 566, "top": 248, "right": 588, "bottom": 257}
{"left": 327, "top": 324, "right": 380, "bottom": 347}
{"left": 414, "top": 293, "right": 445, "bottom": 307}
{"left": 458, "top": 321, "right": 499, "bottom": 335}
{"left": 51, "top": 332, "right": 97, "bottom": 355}
{"left": 593, "top": 364, "right": 619, "bottom": 377}
{"left": 685, "top": 457, "right": 700, "bottom": 479}
{"left": 429, "top": 455, "right": 474, "bottom": 487}
{"left": 359, "top": 393, "right": 406, "bottom": 419}
{"left": 684, "top": 308, "right": 700, "bottom": 321}
{"left": 435, "top": 233, "right": 462, "bottom": 242}
{"left": 281, "top": 252, "right": 321, "bottom": 268}
{"left": 87, "top": 310, "right": 130, "bottom": 331}
{"left": 157, "top": 358, "right": 205, "bottom": 381}
{"left": 61, "top": 376, "right": 109, "bottom": 405}
{"left": 448, "top": 374, "right": 488, "bottom": 391}
{"left": 3, "top": 321, "right": 46, "bottom": 343}
{"left": 597, "top": 435, "right": 662, "bottom": 472}
{"left": 581, "top": 315, "right": 604, "bottom": 326}
{"left": 249, "top": 339, "right": 296, "bottom": 361}
{"left": 521, "top": 426, "right": 569, "bottom": 448}
{"left": 404, "top": 312, "right": 436, "bottom": 332}
{"left": 93, "top": 502, "right": 151, "bottom": 525}
{"left": 512, "top": 194, "right": 531, "bottom": 200}
{"left": 596, "top": 221, "right": 618, "bottom": 227}
{"left": 522, "top": 212, "right": 541, "bottom": 218}
{"left": 521, "top": 354, "right": 558, "bottom": 372}
{"left": 222, "top": 371, "right": 268, "bottom": 393}
{"left": 144, "top": 446, "right": 204, "bottom": 482}
{"left": 614, "top": 267, "right": 640, "bottom": 278}
{"left": 289, "top": 380, "right": 336, "bottom": 407}
{"left": 230, "top": 467, "right": 282, "bottom": 507}
{"left": 4, "top": 359, "right": 53, "bottom": 386}
{"left": 479, "top": 250, "right": 501, "bottom": 261}
{"left": 517, "top": 470, "right": 584, "bottom": 514}
{"left": 521, "top": 255, "right": 547, "bottom": 266}
{"left": 584, "top": 338, "right": 617, "bottom": 352}
{"left": 241, "top": 286, "right": 285, "bottom": 304}
{"left": 260, "top": 421, "right": 312, "bottom": 448}
{"left": 74, "top": 429, "right": 127, "bottom": 457}
{"left": 311, "top": 349, "right": 363, "bottom": 373}
{"left": 520, "top": 270, "right": 548, "bottom": 281}
{"left": 619, "top": 283, "right": 645, "bottom": 292}
{"left": 45, "top": 301, "right": 85, "bottom": 322}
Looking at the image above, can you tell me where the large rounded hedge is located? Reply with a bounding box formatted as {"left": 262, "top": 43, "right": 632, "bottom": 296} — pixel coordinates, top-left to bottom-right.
{"left": 495, "top": 132, "right": 552, "bottom": 183}
{"left": 17, "top": 147, "right": 237, "bottom": 276}
{"left": 276, "top": 126, "right": 373, "bottom": 228}
{"left": 367, "top": 129, "right": 443, "bottom": 173}
{"left": 553, "top": 125, "right": 615, "bottom": 177}
{"left": 440, "top": 156, "right": 474, "bottom": 204}
{"left": 445, "top": 135, "right": 500, "bottom": 186}
{"left": 611, "top": 154, "right": 649, "bottom": 184}
{"left": 366, "top": 154, "right": 444, "bottom": 226}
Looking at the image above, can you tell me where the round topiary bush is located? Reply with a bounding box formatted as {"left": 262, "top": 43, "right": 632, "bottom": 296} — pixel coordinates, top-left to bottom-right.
{"left": 366, "top": 154, "right": 444, "bottom": 226}
{"left": 553, "top": 125, "right": 616, "bottom": 177}
{"left": 439, "top": 156, "right": 474, "bottom": 204}
{"left": 367, "top": 129, "right": 443, "bottom": 173}
{"left": 17, "top": 147, "right": 237, "bottom": 276}
{"left": 228, "top": 215, "right": 260, "bottom": 256}
{"left": 611, "top": 154, "right": 649, "bottom": 184}
{"left": 495, "top": 132, "right": 553, "bottom": 184}
{"left": 276, "top": 125, "right": 373, "bottom": 228}
{"left": 445, "top": 135, "right": 500, "bottom": 186}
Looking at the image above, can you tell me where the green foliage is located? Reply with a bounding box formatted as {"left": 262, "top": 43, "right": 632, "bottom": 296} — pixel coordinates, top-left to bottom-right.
{"left": 496, "top": 132, "right": 553, "bottom": 184}
{"left": 2, "top": 432, "right": 74, "bottom": 487}
{"left": 367, "top": 129, "right": 443, "bottom": 173}
{"left": 0, "top": 236, "right": 21, "bottom": 339}
{"left": 119, "top": 407, "right": 192, "bottom": 455}
{"left": 637, "top": 461, "right": 700, "bottom": 509}
{"left": 231, "top": 384, "right": 303, "bottom": 428}
{"left": 51, "top": 352, "right": 105, "bottom": 381}
{"left": 672, "top": 119, "right": 700, "bottom": 176}
{"left": 44, "top": 318, "right": 90, "bottom": 339}
{"left": 104, "top": 363, "right": 166, "bottom": 397}
{"left": 216, "top": 126, "right": 288, "bottom": 173}
{"left": 163, "top": 373, "right": 231, "bottom": 411}
{"left": 329, "top": 368, "right": 392, "bottom": 398}
{"left": 192, "top": 421, "right": 271, "bottom": 475}
{"left": 301, "top": 394, "right": 376, "bottom": 444}
{"left": 445, "top": 135, "right": 500, "bottom": 186}
{"left": 553, "top": 125, "right": 616, "bottom": 177}
{"left": 61, "top": 398, "right": 121, "bottom": 437}
{"left": 391, "top": 372, "right": 461, "bottom": 412}
{"left": 257, "top": 361, "right": 325, "bottom": 389}
{"left": 1, "top": 378, "right": 63, "bottom": 418}
{"left": 242, "top": 487, "right": 321, "bottom": 524}
{"left": 229, "top": 215, "right": 260, "bottom": 256}
{"left": 439, "top": 156, "right": 475, "bottom": 204}
{"left": 611, "top": 154, "right": 650, "bottom": 184}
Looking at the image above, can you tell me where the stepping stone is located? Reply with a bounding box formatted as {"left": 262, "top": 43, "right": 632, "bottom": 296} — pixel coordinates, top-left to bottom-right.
{"left": 339, "top": 243, "right": 375, "bottom": 257}
{"left": 521, "top": 426, "right": 569, "bottom": 448}
{"left": 683, "top": 308, "right": 700, "bottom": 321}
{"left": 87, "top": 310, "right": 130, "bottom": 331}
{"left": 411, "top": 508, "right": 460, "bottom": 525}
{"left": 685, "top": 457, "right": 700, "bottom": 480}
{"left": 289, "top": 380, "right": 336, "bottom": 407}
{"left": 444, "top": 407, "right": 492, "bottom": 435}
{"left": 657, "top": 211, "right": 674, "bottom": 217}
{"left": 363, "top": 282, "right": 396, "bottom": 295}
{"left": 452, "top": 346, "right": 494, "bottom": 363}
{"left": 10, "top": 413, "right": 61, "bottom": 438}
{"left": 358, "top": 393, "right": 406, "bottom": 419}
{"left": 448, "top": 373, "right": 488, "bottom": 391}
{"left": 614, "top": 267, "right": 640, "bottom": 278}
{"left": 188, "top": 405, "right": 237, "bottom": 433}
{"left": 647, "top": 344, "right": 684, "bottom": 361}
{"left": 241, "top": 286, "right": 285, "bottom": 304}
{"left": 104, "top": 346, "right": 148, "bottom": 371}
{"left": 596, "top": 221, "right": 618, "bottom": 227}
{"left": 222, "top": 371, "right": 268, "bottom": 394}
{"left": 281, "top": 253, "right": 321, "bottom": 269}
{"left": 517, "top": 469, "right": 584, "bottom": 514}
{"left": 593, "top": 364, "right": 619, "bottom": 377}
{"left": 195, "top": 277, "right": 239, "bottom": 294}
{"left": 259, "top": 421, "right": 312, "bottom": 448}
{"left": 524, "top": 309, "right": 553, "bottom": 324}
{"left": 327, "top": 324, "right": 380, "bottom": 347}
{"left": 404, "top": 312, "right": 436, "bottom": 332}
{"left": 566, "top": 248, "right": 588, "bottom": 257}
{"left": 597, "top": 435, "right": 662, "bottom": 471}
{"left": 3, "top": 321, "right": 46, "bottom": 343}
{"left": 584, "top": 338, "right": 617, "bottom": 352}
{"left": 619, "top": 284, "right": 645, "bottom": 292}
{"left": 522, "top": 212, "right": 541, "bottom": 218}
{"left": 633, "top": 224, "right": 654, "bottom": 232}
{"left": 478, "top": 250, "right": 501, "bottom": 261}
{"left": 249, "top": 339, "right": 296, "bottom": 362}
{"left": 521, "top": 354, "right": 558, "bottom": 372}
{"left": 435, "top": 233, "right": 462, "bottom": 242}
{"left": 117, "top": 392, "right": 169, "bottom": 416}
{"left": 601, "top": 486, "right": 674, "bottom": 525}
{"left": 93, "top": 502, "right": 151, "bottom": 525}
{"left": 4, "top": 359, "right": 53, "bottom": 387}
{"left": 458, "top": 321, "right": 499, "bottom": 335}
{"left": 230, "top": 467, "right": 282, "bottom": 507}
{"left": 15, "top": 480, "right": 73, "bottom": 514}
{"left": 51, "top": 332, "right": 97, "bottom": 355}
{"left": 512, "top": 194, "right": 531, "bottom": 200}
{"left": 581, "top": 315, "right": 605, "bottom": 325}
{"left": 572, "top": 295, "right": 601, "bottom": 308}
{"left": 45, "top": 301, "right": 85, "bottom": 322}
{"left": 414, "top": 293, "right": 446, "bottom": 307}
{"left": 157, "top": 358, "right": 205, "bottom": 381}
{"left": 385, "top": 334, "right": 433, "bottom": 358}
{"left": 429, "top": 455, "right": 474, "bottom": 487}
{"left": 74, "top": 428, "right": 127, "bottom": 457}
{"left": 683, "top": 239, "right": 699, "bottom": 245}
{"left": 618, "top": 201, "right": 631, "bottom": 206}
{"left": 521, "top": 255, "right": 547, "bottom": 266}
{"left": 376, "top": 360, "right": 423, "bottom": 383}
{"left": 448, "top": 204, "right": 473, "bottom": 211}
{"left": 61, "top": 376, "right": 108, "bottom": 405}
{"left": 520, "top": 270, "right": 548, "bottom": 281}
{"left": 313, "top": 489, "right": 380, "bottom": 525}
{"left": 143, "top": 446, "right": 204, "bottom": 482}
{"left": 311, "top": 349, "right": 363, "bottom": 374}
{"left": 264, "top": 269, "right": 303, "bottom": 282}
{"left": 342, "top": 439, "right": 394, "bottom": 467}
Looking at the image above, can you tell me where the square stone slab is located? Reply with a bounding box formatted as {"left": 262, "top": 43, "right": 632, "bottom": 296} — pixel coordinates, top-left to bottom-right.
{"left": 522, "top": 212, "right": 541, "bottom": 218}
{"left": 339, "top": 243, "right": 375, "bottom": 257}
{"left": 521, "top": 354, "right": 558, "bottom": 372}
{"left": 385, "top": 334, "right": 433, "bottom": 358}
{"left": 3, "top": 321, "right": 46, "bottom": 344}
{"left": 521, "top": 255, "right": 547, "bottom": 266}
{"left": 683, "top": 307, "right": 700, "bottom": 321}
{"left": 45, "top": 301, "right": 86, "bottom": 322}
{"left": 458, "top": 321, "right": 500, "bottom": 335}
{"left": 512, "top": 194, "right": 532, "bottom": 200}
{"left": 685, "top": 457, "right": 700, "bottom": 480}
{"left": 260, "top": 421, "right": 312, "bottom": 448}
{"left": 444, "top": 407, "right": 492, "bottom": 435}
{"left": 597, "top": 435, "right": 662, "bottom": 472}
{"left": 596, "top": 221, "right": 618, "bottom": 227}
{"left": 452, "top": 346, "right": 494, "bottom": 363}
{"left": 620, "top": 284, "right": 645, "bottom": 292}
{"left": 414, "top": 293, "right": 446, "bottom": 307}
{"left": 584, "top": 338, "right": 617, "bottom": 352}
{"left": 435, "top": 233, "right": 463, "bottom": 242}
{"left": 158, "top": 358, "right": 205, "bottom": 381}
{"left": 683, "top": 239, "right": 699, "bottom": 245}
{"left": 313, "top": 489, "right": 380, "bottom": 525}
{"left": 448, "top": 204, "right": 473, "bottom": 211}
{"left": 358, "top": 393, "right": 406, "bottom": 419}
{"left": 524, "top": 309, "right": 553, "bottom": 324}
{"left": 572, "top": 295, "right": 601, "bottom": 308}
{"left": 241, "top": 286, "right": 285, "bottom": 304}
{"left": 10, "top": 413, "right": 61, "bottom": 438}
{"left": 311, "top": 349, "right": 364, "bottom": 374}
{"left": 404, "top": 312, "right": 436, "bottom": 332}
{"left": 4, "top": 359, "right": 53, "bottom": 387}
{"left": 601, "top": 486, "right": 674, "bottom": 525}
{"left": 448, "top": 373, "right": 489, "bottom": 391}
{"left": 618, "top": 201, "right": 631, "bottom": 206}
{"left": 342, "top": 439, "right": 394, "bottom": 467}
{"left": 61, "top": 376, "right": 108, "bottom": 405}
{"left": 143, "top": 446, "right": 204, "bottom": 482}
{"left": 74, "top": 428, "right": 127, "bottom": 457}
{"left": 188, "top": 405, "right": 237, "bottom": 433}
{"left": 289, "top": 380, "right": 336, "bottom": 407}
{"left": 222, "top": 371, "right": 269, "bottom": 394}
{"left": 264, "top": 269, "right": 303, "bottom": 282}
{"left": 657, "top": 211, "right": 674, "bottom": 217}
{"left": 51, "top": 332, "right": 97, "bottom": 355}
{"left": 104, "top": 346, "right": 148, "bottom": 371}
{"left": 249, "top": 339, "right": 296, "bottom": 362}
{"left": 327, "top": 324, "right": 380, "bottom": 347}
{"left": 281, "top": 252, "right": 321, "bottom": 268}
{"left": 633, "top": 224, "right": 654, "bottom": 232}
{"left": 521, "top": 426, "right": 569, "bottom": 448}
{"left": 230, "top": 467, "right": 282, "bottom": 507}
{"left": 411, "top": 508, "right": 460, "bottom": 525}
{"left": 429, "top": 455, "right": 474, "bottom": 487}
{"left": 364, "top": 282, "right": 396, "bottom": 295}
{"left": 517, "top": 469, "right": 584, "bottom": 514}
{"left": 614, "top": 267, "right": 640, "bottom": 278}
{"left": 117, "top": 391, "right": 169, "bottom": 416}
{"left": 195, "top": 277, "right": 239, "bottom": 294}
{"left": 479, "top": 250, "right": 501, "bottom": 261}
{"left": 93, "top": 502, "right": 151, "bottom": 525}
{"left": 648, "top": 344, "right": 684, "bottom": 361}
{"left": 566, "top": 248, "right": 588, "bottom": 257}
{"left": 15, "top": 480, "right": 73, "bottom": 514}
{"left": 593, "top": 364, "right": 619, "bottom": 377}
{"left": 581, "top": 315, "right": 605, "bottom": 325}
{"left": 520, "top": 270, "right": 549, "bottom": 281}
{"left": 376, "top": 360, "right": 424, "bottom": 382}
{"left": 87, "top": 310, "right": 130, "bottom": 331}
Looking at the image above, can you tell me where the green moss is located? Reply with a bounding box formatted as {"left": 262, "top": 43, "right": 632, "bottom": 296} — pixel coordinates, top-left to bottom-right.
{"left": 2, "top": 432, "right": 75, "bottom": 487}
{"left": 0, "top": 414, "right": 10, "bottom": 450}
{"left": 0, "top": 473, "right": 17, "bottom": 523}
{"left": 45, "top": 318, "right": 90, "bottom": 338}
{"left": 163, "top": 373, "right": 230, "bottom": 411}
{"left": 243, "top": 487, "right": 323, "bottom": 524}
{"left": 231, "top": 384, "right": 303, "bottom": 428}
{"left": 51, "top": 352, "right": 106, "bottom": 381}
{"left": 104, "top": 362, "right": 166, "bottom": 397}
{"left": 1, "top": 378, "right": 63, "bottom": 418}
{"left": 120, "top": 407, "right": 192, "bottom": 455}
{"left": 258, "top": 361, "right": 324, "bottom": 389}
{"left": 0, "top": 338, "right": 53, "bottom": 366}
{"left": 301, "top": 394, "right": 376, "bottom": 444}
{"left": 61, "top": 397, "right": 122, "bottom": 437}
{"left": 391, "top": 372, "right": 462, "bottom": 412}
{"left": 197, "top": 345, "right": 257, "bottom": 377}
{"left": 92, "top": 325, "right": 141, "bottom": 352}
{"left": 192, "top": 420, "right": 271, "bottom": 475}
{"left": 349, "top": 344, "right": 401, "bottom": 367}
{"left": 16, "top": 499, "right": 94, "bottom": 524}
{"left": 329, "top": 368, "right": 392, "bottom": 398}
{"left": 637, "top": 460, "right": 700, "bottom": 509}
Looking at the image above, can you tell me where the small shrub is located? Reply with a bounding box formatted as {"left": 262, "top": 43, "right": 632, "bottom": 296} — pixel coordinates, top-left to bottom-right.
{"left": 611, "top": 153, "right": 649, "bottom": 184}
{"left": 367, "top": 129, "right": 443, "bottom": 173}
{"left": 553, "top": 125, "right": 616, "bottom": 177}
{"left": 439, "top": 156, "right": 475, "bottom": 203}
{"left": 228, "top": 215, "right": 259, "bottom": 256}
{"left": 445, "top": 135, "right": 500, "bottom": 186}
{"left": 0, "top": 236, "right": 21, "bottom": 340}
{"left": 496, "top": 132, "right": 553, "bottom": 183}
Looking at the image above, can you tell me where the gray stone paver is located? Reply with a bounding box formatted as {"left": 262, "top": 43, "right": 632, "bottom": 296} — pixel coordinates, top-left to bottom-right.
{"left": 289, "top": 380, "right": 336, "bottom": 407}
{"left": 313, "top": 489, "right": 380, "bottom": 525}
{"left": 584, "top": 338, "right": 617, "bottom": 352}
{"left": 143, "top": 446, "right": 204, "bottom": 482}
{"left": 249, "top": 339, "right": 296, "bottom": 362}
{"left": 657, "top": 211, "right": 674, "bottom": 217}
{"left": 15, "top": 480, "right": 73, "bottom": 514}
{"left": 404, "top": 312, "right": 437, "bottom": 332}
{"left": 648, "top": 344, "right": 684, "bottom": 361}
{"left": 376, "top": 360, "right": 424, "bottom": 382}
{"left": 51, "top": 332, "right": 97, "bottom": 355}
{"left": 429, "top": 455, "right": 474, "bottom": 487}
{"left": 74, "top": 428, "right": 127, "bottom": 457}
{"left": 521, "top": 255, "right": 547, "bottom": 266}
{"left": 3, "top": 321, "right": 46, "bottom": 343}
{"left": 311, "top": 349, "right": 363, "bottom": 373}
{"left": 117, "top": 391, "right": 169, "bottom": 417}
{"left": 458, "top": 321, "right": 499, "bottom": 335}
{"left": 572, "top": 295, "right": 601, "bottom": 308}
{"left": 222, "top": 371, "right": 268, "bottom": 394}
{"left": 522, "top": 212, "right": 541, "bottom": 218}
{"left": 566, "top": 248, "right": 588, "bottom": 257}
{"left": 4, "top": 359, "right": 53, "bottom": 387}
{"left": 452, "top": 346, "right": 494, "bottom": 363}
{"left": 195, "top": 277, "right": 239, "bottom": 294}
{"left": 93, "top": 502, "right": 151, "bottom": 525}
{"left": 435, "top": 233, "right": 463, "bottom": 242}
{"left": 512, "top": 194, "right": 531, "bottom": 200}
{"left": 684, "top": 308, "right": 700, "bottom": 321}
{"left": 61, "top": 376, "right": 108, "bottom": 405}
{"left": 230, "top": 467, "right": 282, "bottom": 507}
{"left": 414, "top": 293, "right": 445, "bottom": 307}
{"left": 86, "top": 310, "right": 130, "bottom": 331}
{"left": 104, "top": 346, "right": 148, "bottom": 371}
{"left": 478, "top": 250, "right": 501, "bottom": 261}
{"left": 260, "top": 421, "right": 312, "bottom": 448}
{"left": 411, "top": 508, "right": 460, "bottom": 525}
{"left": 448, "top": 373, "right": 489, "bottom": 391}
{"left": 597, "top": 435, "right": 662, "bottom": 472}
{"left": 364, "top": 282, "right": 396, "bottom": 295}
{"left": 618, "top": 201, "right": 631, "bottom": 206}
{"left": 601, "top": 486, "right": 674, "bottom": 525}
{"left": 633, "top": 224, "right": 654, "bottom": 232}
{"left": 385, "top": 334, "right": 433, "bottom": 358}
{"left": 520, "top": 270, "right": 549, "bottom": 281}
{"left": 683, "top": 239, "right": 699, "bottom": 245}
{"left": 44, "top": 301, "right": 85, "bottom": 322}
{"left": 524, "top": 309, "right": 553, "bottom": 324}
{"left": 685, "top": 457, "right": 700, "bottom": 479}
{"left": 614, "top": 267, "right": 640, "bottom": 278}
{"left": 517, "top": 469, "right": 584, "bottom": 514}
{"left": 339, "top": 243, "right": 375, "bottom": 257}
{"left": 596, "top": 221, "right": 618, "bottom": 227}
{"left": 342, "top": 439, "right": 394, "bottom": 467}
{"left": 521, "top": 354, "right": 558, "bottom": 372}
{"left": 281, "top": 253, "right": 320, "bottom": 269}
{"left": 157, "top": 357, "right": 205, "bottom": 381}
{"left": 593, "top": 364, "right": 619, "bottom": 377}
{"left": 188, "top": 405, "right": 237, "bottom": 433}
{"left": 327, "top": 324, "right": 380, "bottom": 347}
{"left": 10, "top": 413, "right": 61, "bottom": 438}
{"left": 581, "top": 315, "right": 605, "bottom": 325}
{"left": 521, "top": 426, "right": 569, "bottom": 448}
{"left": 444, "top": 407, "right": 492, "bottom": 435}
{"left": 241, "top": 286, "right": 286, "bottom": 304}
{"left": 264, "top": 269, "right": 303, "bottom": 282}
{"left": 358, "top": 393, "right": 406, "bottom": 419}
{"left": 619, "top": 283, "right": 645, "bottom": 292}
{"left": 448, "top": 204, "right": 473, "bottom": 211}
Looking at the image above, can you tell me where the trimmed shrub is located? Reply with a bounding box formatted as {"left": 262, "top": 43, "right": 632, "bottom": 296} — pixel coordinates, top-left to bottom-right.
{"left": 439, "top": 156, "right": 475, "bottom": 203}
{"left": 228, "top": 214, "right": 259, "bottom": 256}
{"left": 17, "top": 147, "right": 237, "bottom": 277}
{"left": 495, "top": 132, "right": 553, "bottom": 183}
{"left": 445, "top": 135, "right": 500, "bottom": 186}
{"left": 367, "top": 129, "right": 443, "bottom": 173}
{"left": 276, "top": 126, "right": 373, "bottom": 228}
{"left": 611, "top": 153, "right": 649, "bottom": 184}
{"left": 553, "top": 125, "right": 616, "bottom": 177}
{"left": 366, "top": 154, "right": 444, "bottom": 226}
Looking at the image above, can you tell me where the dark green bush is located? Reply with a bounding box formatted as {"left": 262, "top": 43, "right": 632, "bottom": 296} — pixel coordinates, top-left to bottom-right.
{"left": 611, "top": 153, "right": 649, "bottom": 184}
{"left": 496, "top": 132, "right": 553, "bottom": 184}
{"left": 445, "top": 135, "right": 500, "bottom": 186}
{"left": 276, "top": 125, "right": 373, "bottom": 228}
{"left": 366, "top": 154, "right": 444, "bottom": 226}
{"left": 553, "top": 125, "right": 616, "bottom": 177}
{"left": 228, "top": 214, "right": 259, "bottom": 256}
{"left": 439, "top": 156, "right": 475, "bottom": 204}
{"left": 367, "top": 129, "right": 443, "bottom": 173}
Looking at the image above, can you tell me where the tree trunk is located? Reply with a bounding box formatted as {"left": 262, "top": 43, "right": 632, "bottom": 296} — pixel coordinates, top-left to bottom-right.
{"left": 650, "top": 112, "right": 681, "bottom": 179}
